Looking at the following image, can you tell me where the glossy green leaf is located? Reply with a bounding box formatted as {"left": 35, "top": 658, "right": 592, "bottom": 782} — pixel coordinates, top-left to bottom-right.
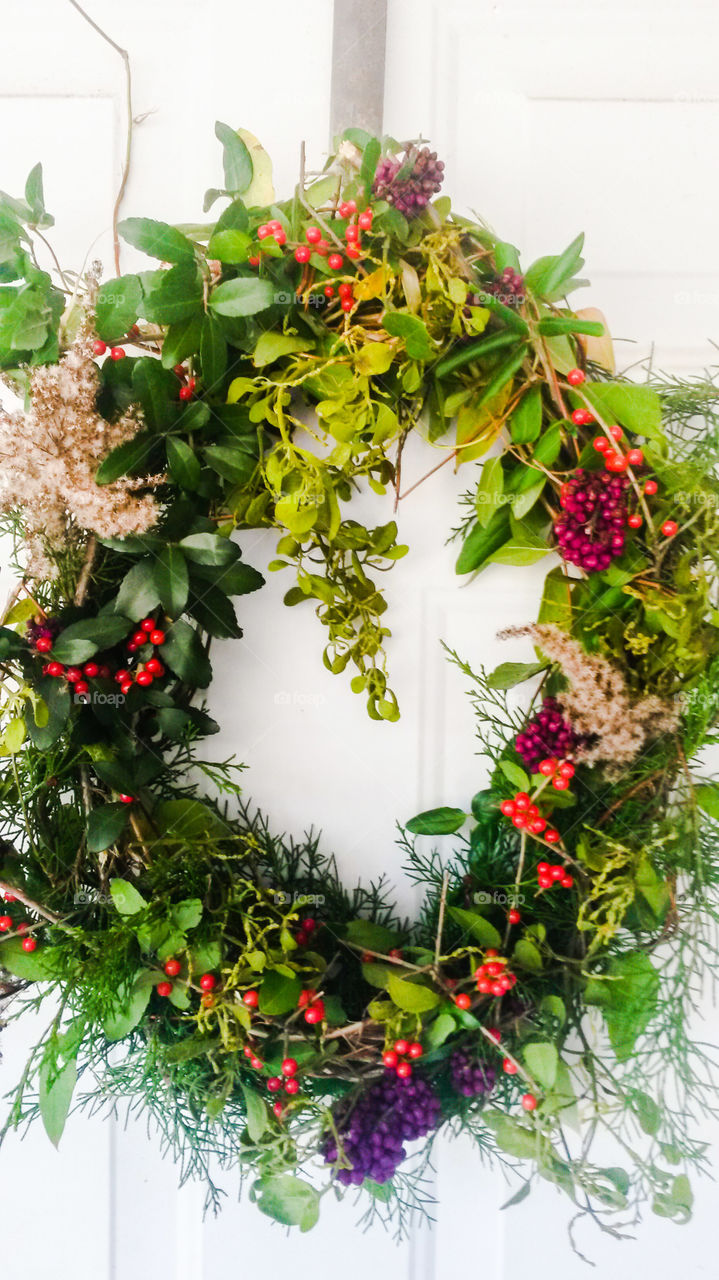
{"left": 387, "top": 974, "right": 439, "bottom": 1012}
{"left": 119, "top": 217, "right": 195, "bottom": 262}
{"left": 209, "top": 276, "right": 275, "bottom": 317}
{"left": 405, "top": 806, "right": 466, "bottom": 835}
{"left": 86, "top": 803, "right": 128, "bottom": 854}
{"left": 153, "top": 544, "right": 190, "bottom": 616}
{"left": 214, "top": 122, "right": 253, "bottom": 195}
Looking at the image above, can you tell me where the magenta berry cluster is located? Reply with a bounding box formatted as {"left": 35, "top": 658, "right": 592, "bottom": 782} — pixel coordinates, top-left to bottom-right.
{"left": 554, "top": 468, "right": 630, "bottom": 572}
{"left": 475, "top": 266, "right": 525, "bottom": 307}
{"left": 25, "top": 616, "right": 60, "bottom": 650}
{"left": 450, "top": 1048, "right": 497, "bottom": 1099}
{"left": 373, "top": 146, "right": 445, "bottom": 217}
{"left": 324, "top": 1071, "right": 441, "bottom": 1185}
{"left": 515, "top": 697, "right": 579, "bottom": 772}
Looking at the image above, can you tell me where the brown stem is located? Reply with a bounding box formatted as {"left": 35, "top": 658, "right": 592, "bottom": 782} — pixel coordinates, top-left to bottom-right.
{"left": 0, "top": 880, "right": 61, "bottom": 924}
{"left": 73, "top": 535, "right": 97, "bottom": 606}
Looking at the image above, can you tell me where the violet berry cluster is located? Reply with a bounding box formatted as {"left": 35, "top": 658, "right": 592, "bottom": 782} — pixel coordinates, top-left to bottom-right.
{"left": 515, "top": 697, "right": 579, "bottom": 772}
{"left": 450, "top": 1048, "right": 497, "bottom": 1099}
{"left": 324, "top": 1071, "right": 441, "bottom": 1185}
{"left": 475, "top": 266, "right": 525, "bottom": 307}
{"left": 373, "top": 146, "right": 445, "bottom": 217}
{"left": 554, "top": 468, "right": 630, "bottom": 572}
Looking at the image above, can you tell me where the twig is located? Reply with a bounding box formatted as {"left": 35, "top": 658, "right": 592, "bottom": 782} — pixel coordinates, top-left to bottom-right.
{"left": 67, "top": 0, "right": 132, "bottom": 273}
{"left": 434, "top": 869, "right": 450, "bottom": 968}
{"left": 0, "top": 880, "right": 61, "bottom": 924}
{"left": 73, "top": 535, "right": 97, "bottom": 606}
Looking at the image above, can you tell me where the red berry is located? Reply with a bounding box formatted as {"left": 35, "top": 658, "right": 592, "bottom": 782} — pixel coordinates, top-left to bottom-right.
{"left": 242, "top": 989, "right": 259, "bottom": 1007}
{"left": 301, "top": 918, "right": 316, "bottom": 934}
{"left": 248, "top": 255, "right": 260, "bottom": 266}
{"left": 571, "top": 408, "right": 593, "bottom": 426}
{"left": 83, "top": 662, "right": 99, "bottom": 678}
{"left": 328, "top": 253, "right": 343, "bottom": 270}
{"left": 477, "top": 979, "right": 492, "bottom": 994}
{"left": 503, "top": 1058, "right": 518, "bottom": 1074}
{"left": 267, "top": 1077, "right": 283, "bottom": 1093}
{"left": 644, "top": 479, "right": 658, "bottom": 495}
{"left": 338, "top": 282, "right": 353, "bottom": 297}
{"left": 550, "top": 866, "right": 565, "bottom": 881}
{"left": 346, "top": 244, "right": 361, "bottom": 260}
{"left": 110, "top": 346, "right": 125, "bottom": 361}
{"left": 179, "top": 385, "right": 193, "bottom": 401}
{"left": 626, "top": 448, "right": 644, "bottom": 466}
{"left": 119, "top": 682, "right": 133, "bottom": 696}
{"left": 271, "top": 230, "right": 286, "bottom": 247}
{"left": 131, "top": 631, "right": 147, "bottom": 647}
{"left": 118, "top": 794, "right": 135, "bottom": 805}
{"left": 21, "top": 937, "right": 37, "bottom": 952}
{"left": 485, "top": 950, "right": 499, "bottom": 958}
{"left": 284, "top": 1077, "right": 300, "bottom": 1095}
{"left": 250, "top": 1056, "right": 263, "bottom": 1070}
{"left": 294, "top": 245, "right": 311, "bottom": 264}
{"left": 0, "top": 915, "right": 12, "bottom": 931}
{"left": 512, "top": 815, "right": 528, "bottom": 829}
{"left": 338, "top": 201, "right": 353, "bottom": 217}
{"left": 323, "top": 285, "right": 335, "bottom": 298}
{"left": 340, "top": 298, "right": 353, "bottom": 312}
{"left": 345, "top": 225, "right": 360, "bottom": 242}
{"left": 538, "top": 758, "right": 557, "bottom": 777}
{"left": 609, "top": 424, "right": 623, "bottom": 441}
{"left": 485, "top": 962, "right": 502, "bottom": 977}
{"left": 199, "top": 974, "right": 217, "bottom": 992}
{"left": 114, "top": 669, "right": 130, "bottom": 684}
{"left": 396, "top": 1061, "right": 412, "bottom": 1079}
{"left": 537, "top": 874, "right": 552, "bottom": 889}
{"left": 74, "top": 681, "right": 89, "bottom": 696}
{"left": 141, "top": 618, "right": 155, "bottom": 632}
{"left": 135, "top": 671, "right": 153, "bottom": 687}
{"left": 304, "top": 1003, "right": 324, "bottom": 1024}
{"left": 98, "top": 664, "right": 111, "bottom": 679}
{"left": 628, "top": 513, "right": 643, "bottom": 529}
{"left": 490, "top": 982, "right": 504, "bottom": 996}
{"left": 383, "top": 1050, "right": 399, "bottom": 1069}
{"left": 394, "top": 1039, "right": 410, "bottom": 1056}
{"left": 126, "top": 642, "right": 138, "bottom": 654}
{"left": 35, "top": 636, "right": 53, "bottom": 653}
{"left": 294, "top": 930, "right": 308, "bottom": 946}
{"left": 486, "top": 1027, "right": 501, "bottom": 1043}
{"left": 315, "top": 239, "right": 329, "bottom": 256}
{"left": 500, "top": 799, "right": 516, "bottom": 816}
{"left": 528, "top": 818, "right": 547, "bottom": 835}
{"left": 544, "top": 829, "right": 560, "bottom": 844}
{"left": 552, "top": 776, "right": 570, "bottom": 791}
{"left": 557, "top": 761, "right": 575, "bottom": 779}
{"left": 567, "top": 368, "right": 585, "bottom": 386}
{"left": 537, "top": 862, "right": 550, "bottom": 875}
{"left": 149, "top": 630, "right": 166, "bottom": 645}
{"left": 173, "top": 364, "right": 186, "bottom": 377}
{"left": 661, "top": 520, "right": 678, "bottom": 537}
{"left": 164, "top": 958, "right": 181, "bottom": 977}
{"left": 521, "top": 1093, "right": 538, "bottom": 1111}
{"left": 514, "top": 793, "right": 530, "bottom": 810}
{"left": 156, "top": 981, "right": 173, "bottom": 997}
{"left": 388, "top": 948, "right": 403, "bottom": 960}
{"left": 281, "top": 1057, "right": 298, "bottom": 1077}
{"left": 92, "top": 339, "right": 107, "bottom": 355}
{"left": 273, "top": 1101, "right": 284, "bottom": 1118}
{"left": 47, "top": 662, "right": 64, "bottom": 677}
{"left": 508, "top": 908, "right": 521, "bottom": 924}
{"left": 454, "top": 993, "right": 471, "bottom": 1010}
{"left": 561, "top": 874, "right": 574, "bottom": 889}
{"left": 257, "top": 224, "right": 270, "bottom": 239}
{"left": 201, "top": 993, "right": 215, "bottom": 1008}
{"left": 592, "top": 436, "right": 610, "bottom": 453}
{"left": 358, "top": 211, "right": 373, "bottom": 230}
{"left": 306, "top": 226, "right": 322, "bottom": 244}
{"left": 2, "top": 893, "right": 16, "bottom": 903}
{"left": 145, "top": 658, "right": 164, "bottom": 676}
{"left": 298, "top": 989, "right": 315, "bottom": 1009}
{"left": 605, "top": 452, "right": 628, "bottom": 472}
{"left": 408, "top": 1042, "right": 423, "bottom": 1059}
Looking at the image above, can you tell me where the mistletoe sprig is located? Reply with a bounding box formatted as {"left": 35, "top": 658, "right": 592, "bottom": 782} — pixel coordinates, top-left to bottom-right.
{"left": 0, "top": 125, "right": 717, "bottom": 1244}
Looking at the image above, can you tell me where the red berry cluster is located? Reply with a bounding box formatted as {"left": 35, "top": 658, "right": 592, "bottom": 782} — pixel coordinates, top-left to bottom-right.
{"left": 92, "top": 339, "right": 126, "bottom": 361}
{"left": 294, "top": 915, "right": 318, "bottom": 946}
{"left": 36, "top": 616, "right": 167, "bottom": 703}
{"left": 536, "top": 861, "right": 573, "bottom": 890}
{"left": 382, "top": 1038, "right": 423, "bottom": 1078}
{"left": 173, "top": 365, "right": 197, "bottom": 402}
{"left": 499, "top": 792, "right": 560, "bottom": 843}
{"left": 267, "top": 1056, "right": 301, "bottom": 1098}
{"left": 250, "top": 203, "right": 374, "bottom": 289}
{"left": 298, "top": 987, "right": 325, "bottom": 1024}
{"left": 243, "top": 1042, "right": 265, "bottom": 1071}
{"left": 0, "top": 895, "right": 38, "bottom": 951}
{"left": 474, "top": 950, "right": 517, "bottom": 997}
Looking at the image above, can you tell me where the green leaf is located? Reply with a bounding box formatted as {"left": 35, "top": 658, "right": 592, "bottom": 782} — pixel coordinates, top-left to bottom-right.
{"left": 110, "top": 878, "right": 148, "bottom": 915}
{"left": 499, "top": 760, "right": 530, "bottom": 790}
{"left": 241, "top": 1083, "right": 268, "bottom": 1142}
{"left": 102, "top": 972, "right": 153, "bottom": 1040}
{"left": 387, "top": 974, "right": 439, "bottom": 1012}
{"left": 405, "top": 806, "right": 466, "bottom": 835}
{"left": 582, "top": 382, "right": 664, "bottom": 441}
{"left": 197, "top": 559, "right": 264, "bottom": 597}
{"left": 114, "top": 560, "right": 162, "bottom": 620}
{"left": 382, "top": 311, "right": 433, "bottom": 359}
{"left": 424, "top": 1012, "right": 457, "bottom": 1049}
{"left": 258, "top": 969, "right": 302, "bottom": 1016}
{"left": 253, "top": 331, "right": 310, "bottom": 368}
{"left": 119, "top": 217, "right": 195, "bottom": 263}
{"left": 584, "top": 952, "right": 659, "bottom": 1061}
{"left": 509, "top": 387, "right": 542, "bottom": 443}
{"left": 209, "top": 276, "right": 275, "bottom": 317}
{"left": 142, "top": 261, "right": 203, "bottom": 325}
{"left": 160, "top": 313, "right": 203, "bottom": 369}
{"left": 172, "top": 898, "right": 203, "bottom": 931}
{"left": 155, "top": 797, "right": 228, "bottom": 840}
{"left": 487, "top": 661, "right": 546, "bottom": 691}
{"left": 256, "top": 1175, "right": 320, "bottom": 1231}
{"left": 86, "top": 803, "right": 128, "bottom": 854}
{"left": 696, "top": 784, "right": 719, "bottom": 820}
{"left": 179, "top": 532, "right": 239, "bottom": 565}
{"left": 634, "top": 1090, "right": 662, "bottom": 1136}
{"left": 95, "top": 431, "right": 155, "bottom": 485}
{"left": 206, "top": 228, "right": 252, "bottom": 263}
{"left": 96, "top": 274, "right": 143, "bottom": 342}
{"left": 539, "top": 994, "right": 566, "bottom": 1026}
{"left": 344, "top": 919, "right": 401, "bottom": 952}
{"left": 447, "top": 907, "right": 502, "bottom": 948}
{"left": 475, "top": 456, "right": 504, "bottom": 528}
{"left": 0, "top": 936, "right": 57, "bottom": 980}
{"left": 153, "top": 544, "right": 189, "bottom": 616}
{"left": 456, "top": 506, "right": 511, "bottom": 575}
{"left": 488, "top": 514, "right": 549, "bottom": 567}
{"left": 200, "top": 314, "right": 227, "bottom": 389}
{"left": 166, "top": 436, "right": 201, "bottom": 491}
{"left": 52, "top": 615, "right": 131, "bottom": 664}
{"left": 523, "top": 1041, "right": 558, "bottom": 1089}
{"left": 538, "top": 566, "right": 573, "bottom": 629}
{"left": 483, "top": 1111, "right": 542, "bottom": 1159}
{"left": 24, "top": 162, "right": 47, "bottom": 220}
{"left": 525, "top": 233, "right": 584, "bottom": 300}
{"left": 513, "top": 939, "right": 543, "bottom": 971}
{"left": 215, "top": 122, "right": 253, "bottom": 195}
{"left": 203, "top": 443, "right": 257, "bottom": 484}
{"left": 132, "top": 357, "right": 177, "bottom": 432}
{"left": 39, "top": 1054, "right": 77, "bottom": 1147}
{"left": 162, "top": 618, "right": 212, "bottom": 687}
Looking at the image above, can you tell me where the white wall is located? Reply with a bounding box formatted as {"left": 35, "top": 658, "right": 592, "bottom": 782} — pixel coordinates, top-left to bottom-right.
{"left": 2, "top": 2, "right": 719, "bottom": 1277}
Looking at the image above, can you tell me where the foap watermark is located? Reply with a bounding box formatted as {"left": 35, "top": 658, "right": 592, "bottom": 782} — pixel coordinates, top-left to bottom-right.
{"left": 473, "top": 890, "right": 526, "bottom": 907}
{"left": 274, "top": 290, "right": 325, "bottom": 309}
{"left": 273, "top": 891, "right": 325, "bottom": 907}
{"left": 73, "top": 690, "right": 126, "bottom": 707}
{"left": 274, "top": 690, "right": 327, "bottom": 709}
{"left": 74, "top": 888, "right": 113, "bottom": 905}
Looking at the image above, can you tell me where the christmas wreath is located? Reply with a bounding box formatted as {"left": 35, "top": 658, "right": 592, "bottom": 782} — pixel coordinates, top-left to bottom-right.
{"left": 0, "top": 121, "right": 718, "bottom": 1245}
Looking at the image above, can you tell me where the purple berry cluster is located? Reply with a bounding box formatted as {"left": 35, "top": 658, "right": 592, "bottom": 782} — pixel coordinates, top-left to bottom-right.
{"left": 324, "top": 1071, "right": 441, "bottom": 1185}
{"left": 450, "top": 1048, "right": 497, "bottom": 1099}
{"left": 373, "top": 146, "right": 445, "bottom": 218}
{"left": 554, "top": 469, "right": 630, "bottom": 572}
{"left": 474, "top": 266, "right": 525, "bottom": 308}
{"left": 515, "top": 697, "right": 579, "bottom": 772}
{"left": 25, "top": 616, "right": 59, "bottom": 648}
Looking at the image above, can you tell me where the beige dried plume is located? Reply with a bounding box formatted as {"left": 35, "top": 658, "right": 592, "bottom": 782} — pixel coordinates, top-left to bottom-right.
{"left": 0, "top": 288, "right": 162, "bottom": 580}
{"left": 500, "top": 623, "right": 679, "bottom": 769}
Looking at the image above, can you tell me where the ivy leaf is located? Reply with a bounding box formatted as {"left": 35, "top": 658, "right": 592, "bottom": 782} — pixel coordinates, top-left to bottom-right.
{"left": 209, "top": 276, "right": 275, "bottom": 318}
{"left": 114, "top": 560, "right": 162, "bottom": 620}
{"left": 447, "top": 907, "right": 502, "bottom": 948}
{"left": 118, "top": 217, "right": 195, "bottom": 263}
{"left": 258, "top": 970, "right": 302, "bottom": 1016}
{"left": 110, "top": 878, "right": 148, "bottom": 915}
{"left": 86, "top": 803, "right": 128, "bottom": 854}
{"left": 214, "top": 122, "right": 253, "bottom": 195}
{"left": 405, "top": 806, "right": 466, "bottom": 835}
{"left": 382, "top": 311, "right": 433, "bottom": 359}
{"left": 52, "top": 615, "right": 131, "bottom": 663}
{"left": 387, "top": 974, "right": 439, "bottom": 1012}
{"left": 96, "top": 274, "right": 142, "bottom": 342}
{"left": 255, "top": 1175, "right": 320, "bottom": 1231}
{"left": 39, "top": 1053, "right": 77, "bottom": 1148}
{"left": 162, "top": 618, "right": 212, "bottom": 686}
{"left": 153, "top": 544, "right": 190, "bottom": 616}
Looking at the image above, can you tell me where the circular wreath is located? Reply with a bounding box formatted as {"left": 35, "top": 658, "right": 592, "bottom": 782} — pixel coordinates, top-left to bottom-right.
{"left": 0, "top": 123, "right": 717, "bottom": 1243}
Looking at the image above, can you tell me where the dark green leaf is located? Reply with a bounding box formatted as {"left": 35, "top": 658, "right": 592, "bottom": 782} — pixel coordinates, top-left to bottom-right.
{"left": 114, "top": 560, "right": 162, "bottom": 620}
{"left": 447, "top": 907, "right": 502, "bottom": 948}
{"left": 153, "top": 545, "right": 190, "bottom": 616}
{"left": 455, "top": 506, "right": 511, "bottom": 575}
{"left": 179, "top": 532, "right": 239, "bottom": 565}
{"left": 258, "top": 970, "right": 302, "bottom": 1016}
{"left": 132, "top": 357, "right": 178, "bottom": 432}
{"left": 166, "top": 436, "right": 201, "bottom": 491}
{"left": 119, "top": 217, "right": 195, "bottom": 263}
{"left": 86, "top": 803, "right": 128, "bottom": 854}
{"left": 382, "top": 311, "right": 433, "bottom": 359}
{"left": 487, "top": 661, "right": 547, "bottom": 690}
{"left": 510, "top": 387, "right": 542, "bottom": 444}
{"left": 52, "top": 615, "right": 131, "bottom": 663}
{"left": 214, "top": 122, "right": 253, "bottom": 195}
{"left": 95, "top": 431, "right": 155, "bottom": 484}
{"left": 405, "top": 806, "right": 466, "bottom": 835}
{"left": 160, "top": 313, "right": 203, "bottom": 369}
{"left": 162, "top": 618, "right": 212, "bottom": 686}
{"left": 142, "top": 262, "right": 203, "bottom": 325}
{"left": 200, "top": 314, "right": 227, "bottom": 390}
{"left": 96, "top": 274, "right": 143, "bottom": 342}
{"left": 209, "top": 276, "right": 275, "bottom": 318}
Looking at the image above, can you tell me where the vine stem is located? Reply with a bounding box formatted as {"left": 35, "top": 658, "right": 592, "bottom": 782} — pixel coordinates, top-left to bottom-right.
{"left": 68, "top": 0, "right": 132, "bottom": 274}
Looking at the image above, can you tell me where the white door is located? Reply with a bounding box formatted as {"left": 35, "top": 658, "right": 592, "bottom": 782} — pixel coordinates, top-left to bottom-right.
{"left": 2, "top": 2, "right": 719, "bottom": 1277}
